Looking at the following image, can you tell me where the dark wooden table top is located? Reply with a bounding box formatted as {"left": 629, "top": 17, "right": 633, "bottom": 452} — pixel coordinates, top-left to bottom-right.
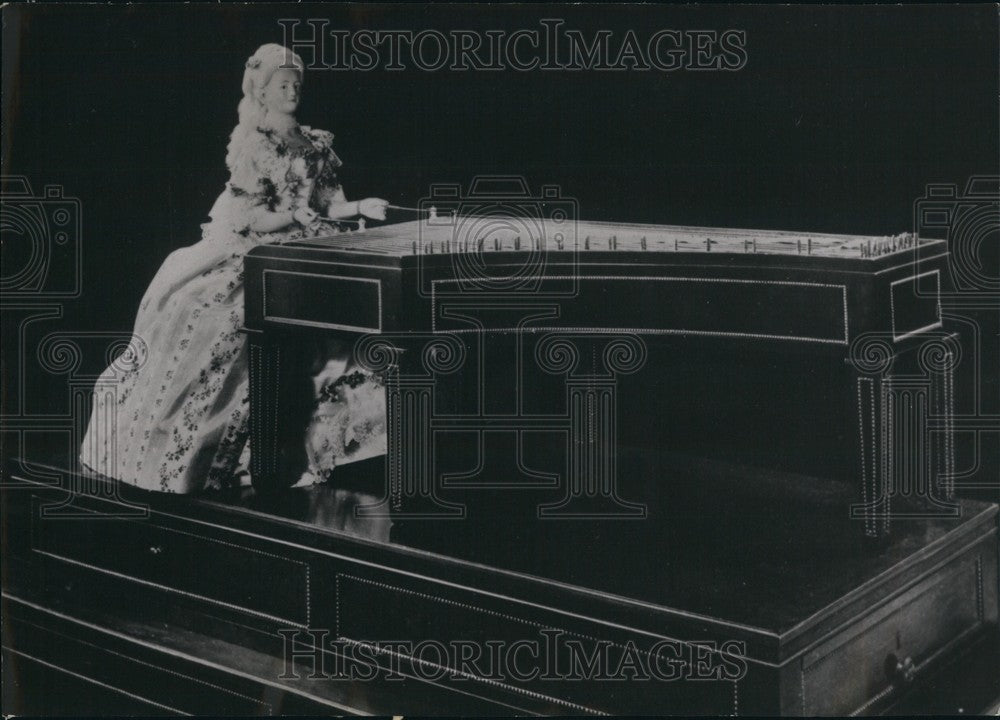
{"left": 202, "top": 450, "right": 997, "bottom": 635}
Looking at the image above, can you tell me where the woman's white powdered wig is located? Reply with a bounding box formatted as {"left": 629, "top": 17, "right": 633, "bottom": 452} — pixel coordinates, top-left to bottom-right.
{"left": 225, "top": 43, "right": 306, "bottom": 171}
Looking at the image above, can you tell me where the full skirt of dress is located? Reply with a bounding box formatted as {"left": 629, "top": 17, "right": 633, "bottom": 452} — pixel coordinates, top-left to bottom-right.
{"left": 80, "top": 220, "right": 386, "bottom": 493}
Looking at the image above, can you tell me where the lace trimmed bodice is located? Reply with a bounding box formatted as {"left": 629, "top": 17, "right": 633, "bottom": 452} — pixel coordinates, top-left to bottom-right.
{"left": 202, "top": 124, "right": 344, "bottom": 248}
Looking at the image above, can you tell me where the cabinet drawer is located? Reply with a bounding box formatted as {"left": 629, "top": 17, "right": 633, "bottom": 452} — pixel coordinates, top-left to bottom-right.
{"left": 4, "top": 616, "right": 273, "bottom": 716}
{"left": 30, "top": 497, "right": 311, "bottom": 627}
{"left": 800, "top": 548, "right": 989, "bottom": 716}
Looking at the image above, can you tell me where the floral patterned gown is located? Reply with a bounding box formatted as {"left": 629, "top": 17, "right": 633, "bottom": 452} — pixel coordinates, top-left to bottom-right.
{"left": 80, "top": 126, "right": 386, "bottom": 492}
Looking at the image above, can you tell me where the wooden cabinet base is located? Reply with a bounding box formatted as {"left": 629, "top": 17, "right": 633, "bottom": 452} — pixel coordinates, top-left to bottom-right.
{"left": 3, "top": 460, "right": 998, "bottom": 715}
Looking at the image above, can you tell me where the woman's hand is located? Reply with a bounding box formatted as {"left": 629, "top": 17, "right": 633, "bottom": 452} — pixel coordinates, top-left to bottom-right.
{"left": 293, "top": 206, "right": 318, "bottom": 226}
{"left": 358, "top": 198, "right": 389, "bottom": 221}
{"left": 324, "top": 197, "right": 388, "bottom": 222}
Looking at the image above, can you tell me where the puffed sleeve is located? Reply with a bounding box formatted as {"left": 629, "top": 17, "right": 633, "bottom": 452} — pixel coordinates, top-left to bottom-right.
{"left": 316, "top": 147, "right": 343, "bottom": 192}
{"left": 227, "top": 133, "right": 281, "bottom": 213}
{"left": 302, "top": 127, "right": 345, "bottom": 210}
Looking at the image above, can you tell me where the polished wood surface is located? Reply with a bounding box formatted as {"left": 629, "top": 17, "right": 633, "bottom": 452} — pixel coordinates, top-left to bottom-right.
{"left": 3, "top": 458, "right": 997, "bottom": 715}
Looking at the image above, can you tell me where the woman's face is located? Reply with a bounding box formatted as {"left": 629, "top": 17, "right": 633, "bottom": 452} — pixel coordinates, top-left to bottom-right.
{"left": 260, "top": 68, "right": 302, "bottom": 116}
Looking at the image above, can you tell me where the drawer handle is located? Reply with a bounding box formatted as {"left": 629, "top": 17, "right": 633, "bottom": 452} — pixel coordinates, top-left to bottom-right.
{"left": 885, "top": 653, "right": 916, "bottom": 687}
{"left": 148, "top": 545, "right": 163, "bottom": 555}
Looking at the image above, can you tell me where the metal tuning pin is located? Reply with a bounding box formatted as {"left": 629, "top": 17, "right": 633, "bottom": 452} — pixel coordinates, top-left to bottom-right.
{"left": 557, "top": 237, "right": 564, "bottom": 251}
{"left": 753, "top": 238, "right": 757, "bottom": 253}
{"left": 412, "top": 241, "right": 417, "bottom": 255}
{"left": 429, "top": 206, "right": 438, "bottom": 221}
{"left": 515, "top": 236, "right": 521, "bottom": 251}
{"left": 478, "top": 238, "right": 484, "bottom": 252}
{"left": 494, "top": 238, "right": 499, "bottom": 252}
{"left": 357, "top": 217, "right": 366, "bottom": 232}
{"left": 585, "top": 236, "right": 590, "bottom": 250}
{"left": 641, "top": 236, "right": 647, "bottom": 251}
{"left": 613, "top": 235, "right": 618, "bottom": 250}
{"left": 674, "top": 238, "right": 678, "bottom": 252}
{"left": 807, "top": 238, "right": 812, "bottom": 255}
{"left": 797, "top": 239, "right": 802, "bottom": 254}
{"left": 705, "top": 238, "right": 712, "bottom": 252}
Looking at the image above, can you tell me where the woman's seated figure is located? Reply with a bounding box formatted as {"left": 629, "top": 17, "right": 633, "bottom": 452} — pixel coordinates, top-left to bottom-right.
{"left": 80, "top": 43, "right": 390, "bottom": 493}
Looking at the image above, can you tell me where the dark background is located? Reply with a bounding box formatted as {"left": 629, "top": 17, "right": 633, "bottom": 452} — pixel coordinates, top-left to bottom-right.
{"left": 2, "top": 4, "right": 998, "bottom": 491}
{"left": 3, "top": 3, "right": 997, "bottom": 336}
{"left": 1, "top": 11, "right": 998, "bottom": 714}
